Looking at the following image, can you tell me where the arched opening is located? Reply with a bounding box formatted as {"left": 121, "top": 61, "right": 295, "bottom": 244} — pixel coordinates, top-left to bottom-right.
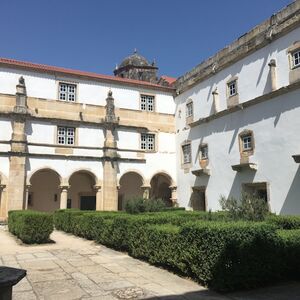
{"left": 150, "top": 173, "right": 173, "bottom": 207}
{"left": 68, "top": 171, "right": 96, "bottom": 210}
{"left": 29, "top": 169, "right": 61, "bottom": 212}
{"left": 118, "top": 172, "right": 144, "bottom": 210}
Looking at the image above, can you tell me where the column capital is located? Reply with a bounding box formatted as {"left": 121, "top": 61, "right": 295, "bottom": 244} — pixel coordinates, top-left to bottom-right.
{"left": 268, "top": 59, "right": 276, "bottom": 67}
{"left": 59, "top": 185, "right": 70, "bottom": 191}
{"left": 0, "top": 184, "right": 6, "bottom": 191}
{"left": 94, "top": 185, "right": 102, "bottom": 191}
{"left": 141, "top": 185, "right": 151, "bottom": 189}
{"left": 169, "top": 185, "right": 177, "bottom": 191}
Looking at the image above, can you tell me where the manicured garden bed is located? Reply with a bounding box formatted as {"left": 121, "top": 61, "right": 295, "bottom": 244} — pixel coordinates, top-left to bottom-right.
{"left": 8, "top": 210, "right": 53, "bottom": 244}
{"left": 53, "top": 209, "right": 300, "bottom": 292}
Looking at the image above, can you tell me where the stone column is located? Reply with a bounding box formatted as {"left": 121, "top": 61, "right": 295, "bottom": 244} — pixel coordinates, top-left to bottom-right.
{"left": 212, "top": 88, "right": 220, "bottom": 113}
{"left": 59, "top": 185, "right": 69, "bottom": 209}
{"left": 141, "top": 185, "right": 151, "bottom": 199}
{"left": 94, "top": 185, "right": 103, "bottom": 211}
{"left": 7, "top": 77, "right": 29, "bottom": 212}
{"left": 25, "top": 185, "right": 31, "bottom": 210}
{"left": 268, "top": 59, "right": 277, "bottom": 91}
{"left": 169, "top": 185, "right": 178, "bottom": 207}
{"left": 0, "top": 184, "right": 6, "bottom": 219}
{"left": 102, "top": 90, "right": 119, "bottom": 211}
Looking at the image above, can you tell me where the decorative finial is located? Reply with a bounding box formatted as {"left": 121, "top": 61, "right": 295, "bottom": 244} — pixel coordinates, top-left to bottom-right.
{"left": 152, "top": 59, "right": 156, "bottom": 66}
{"left": 134, "top": 48, "right": 137, "bottom": 54}
{"left": 115, "top": 63, "right": 118, "bottom": 70}
{"left": 19, "top": 76, "right": 25, "bottom": 85}
{"left": 108, "top": 89, "right": 112, "bottom": 97}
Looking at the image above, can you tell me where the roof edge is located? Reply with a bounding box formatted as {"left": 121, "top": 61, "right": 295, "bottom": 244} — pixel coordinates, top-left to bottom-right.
{"left": 175, "top": 0, "right": 300, "bottom": 94}
{"left": 0, "top": 58, "right": 175, "bottom": 93}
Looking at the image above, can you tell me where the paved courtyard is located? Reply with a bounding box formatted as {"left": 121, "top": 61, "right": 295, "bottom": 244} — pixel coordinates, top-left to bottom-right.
{"left": 0, "top": 226, "right": 300, "bottom": 300}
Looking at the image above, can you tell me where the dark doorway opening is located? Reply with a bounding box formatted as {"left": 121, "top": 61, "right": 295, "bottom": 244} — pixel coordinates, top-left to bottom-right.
{"left": 80, "top": 196, "right": 96, "bottom": 210}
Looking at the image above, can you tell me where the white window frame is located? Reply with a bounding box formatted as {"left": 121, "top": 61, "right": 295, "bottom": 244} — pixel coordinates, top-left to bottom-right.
{"left": 228, "top": 80, "right": 237, "bottom": 97}
{"left": 186, "top": 101, "right": 193, "bottom": 118}
{"left": 140, "top": 94, "right": 155, "bottom": 112}
{"left": 141, "top": 133, "right": 155, "bottom": 151}
{"left": 57, "top": 126, "right": 75, "bottom": 145}
{"left": 182, "top": 143, "right": 191, "bottom": 164}
{"left": 242, "top": 135, "right": 252, "bottom": 151}
{"left": 292, "top": 50, "right": 300, "bottom": 69}
{"left": 59, "top": 83, "right": 77, "bottom": 102}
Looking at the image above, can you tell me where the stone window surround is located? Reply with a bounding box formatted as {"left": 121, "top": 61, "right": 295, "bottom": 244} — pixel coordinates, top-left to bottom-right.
{"left": 57, "top": 80, "right": 78, "bottom": 103}
{"left": 139, "top": 92, "right": 156, "bottom": 112}
{"left": 238, "top": 129, "right": 255, "bottom": 157}
{"left": 186, "top": 98, "right": 194, "bottom": 125}
{"left": 226, "top": 76, "right": 239, "bottom": 108}
{"left": 139, "top": 131, "right": 158, "bottom": 153}
{"left": 181, "top": 140, "right": 192, "bottom": 170}
{"left": 287, "top": 41, "right": 300, "bottom": 84}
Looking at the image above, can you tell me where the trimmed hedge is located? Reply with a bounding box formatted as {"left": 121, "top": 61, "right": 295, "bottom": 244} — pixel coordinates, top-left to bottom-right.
{"left": 266, "top": 215, "right": 300, "bottom": 229}
{"left": 277, "top": 229, "right": 300, "bottom": 278}
{"left": 8, "top": 210, "right": 53, "bottom": 244}
{"left": 53, "top": 209, "right": 299, "bottom": 291}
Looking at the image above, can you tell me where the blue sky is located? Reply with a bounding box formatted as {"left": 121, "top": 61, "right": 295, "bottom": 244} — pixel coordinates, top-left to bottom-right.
{"left": 0, "top": 0, "right": 293, "bottom": 78}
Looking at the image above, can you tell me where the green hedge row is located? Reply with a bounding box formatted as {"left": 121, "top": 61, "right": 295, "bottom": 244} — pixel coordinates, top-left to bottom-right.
{"left": 8, "top": 210, "right": 53, "bottom": 244}
{"left": 53, "top": 209, "right": 300, "bottom": 291}
{"left": 266, "top": 215, "right": 300, "bottom": 229}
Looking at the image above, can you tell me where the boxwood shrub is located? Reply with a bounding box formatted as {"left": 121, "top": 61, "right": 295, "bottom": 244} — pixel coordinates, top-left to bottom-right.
{"left": 266, "top": 214, "right": 300, "bottom": 229}
{"left": 8, "top": 210, "right": 53, "bottom": 244}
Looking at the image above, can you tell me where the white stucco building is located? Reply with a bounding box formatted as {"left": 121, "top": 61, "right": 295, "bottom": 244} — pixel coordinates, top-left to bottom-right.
{"left": 0, "top": 0, "right": 299, "bottom": 219}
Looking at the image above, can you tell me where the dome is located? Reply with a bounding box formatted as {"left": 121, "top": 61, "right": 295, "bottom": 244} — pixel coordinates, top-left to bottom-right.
{"left": 119, "top": 51, "right": 150, "bottom": 68}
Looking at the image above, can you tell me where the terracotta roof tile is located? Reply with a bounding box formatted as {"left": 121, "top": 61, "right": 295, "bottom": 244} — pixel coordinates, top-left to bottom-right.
{"left": 0, "top": 57, "right": 175, "bottom": 91}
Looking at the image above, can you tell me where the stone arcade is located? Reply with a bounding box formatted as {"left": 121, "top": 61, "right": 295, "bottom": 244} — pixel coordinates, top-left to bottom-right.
{"left": 1, "top": 1, "right": 300, "bottom": 219}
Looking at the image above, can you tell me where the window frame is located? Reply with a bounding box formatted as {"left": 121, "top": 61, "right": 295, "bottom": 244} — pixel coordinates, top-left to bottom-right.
{"left": 186, "top": 101, "right": 193, "bottom": 118}
{"left": 242, "top": 135, "right": 253, "bottom": 152}
{"left": 58, "top": 82, "right": 77, "bottom": 102}
{"left": 238, "top": 129, "right": 255, "bottom": 158}
{"left": 140, "top": 133, "right": 156, "bottom": 152}
{"left": 292, "top": 50, "right": 300, "bottom": 69}
{"left": 182, "top": 143, "right": 192, "bottom": 164}
{"left": 227, "top": 80, "right": 237, "bottom": 97}
{"left": 57, "top": 126, "right": 76, "bottom": 146}
{"left": 140, "top": 94, "right": 156, "bottom": 112}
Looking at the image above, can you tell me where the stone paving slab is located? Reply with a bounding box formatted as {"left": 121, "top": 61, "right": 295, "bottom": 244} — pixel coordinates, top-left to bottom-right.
{"left": 0, "top": 225, "right": 299, "bottom": 299}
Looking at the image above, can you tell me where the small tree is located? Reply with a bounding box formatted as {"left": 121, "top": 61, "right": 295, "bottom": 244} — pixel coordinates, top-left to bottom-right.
{"left": 219, "top": 192, "right": 269, "bottom": 221}
{"left": 125, "top": 197, "right": 166, "bottom": 214}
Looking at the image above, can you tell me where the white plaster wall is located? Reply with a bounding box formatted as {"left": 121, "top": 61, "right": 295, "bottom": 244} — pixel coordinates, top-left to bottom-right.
{"left": 176, "top": 27, "right": 300, "bottom": 128}
{"left": 78, "top": 126, "right": 104, "bottom": 147}
{"left": 0, "top": 118, "right": 12, "bottom": 140}
{"left": 27, "top": 158, "right": 103, "bottom": 183}
{"left": 26, "top": 121, "right": 55, "bottom": 144}
{"left": 117, "top": 130, "right": 139, "bottom": 150}
{"left": 176, "top": 89, "right": 300, "bottom": 215}
{"left": 0, "top": 67, "right": 174, "bottom": 114}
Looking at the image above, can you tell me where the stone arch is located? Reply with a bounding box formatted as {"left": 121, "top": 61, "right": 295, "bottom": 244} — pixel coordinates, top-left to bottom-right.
{"left": 27, "top": 167, "right": 62, "bottom": 186}
{"left": 117, "top": 169, "right": 145, "bottom": 186}
{"left": 118, "top": 171, "right": 145, "bottom": 211}
{"left": 28, "top": 168, "right": 62, "bottom": 212}
{"left": 150, "top": 171, "right": 175, "bottom": 207}
{"left": 68, "top": 170, "right": 98, "bottom": 210}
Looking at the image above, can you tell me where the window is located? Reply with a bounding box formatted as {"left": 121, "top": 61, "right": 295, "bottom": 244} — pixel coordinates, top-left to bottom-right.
{"left": 57, "top": 126, "right": 75, "bottom": 145}
{"left": 228, "top": 80, "right": 237, "bottom": 96}
{"left": 59, "top": 83, "right": 76, "bottom": 102}
{"left": 186, "top": 101, "right": 193, "bottom": 118}
{"left": 242, "top": 135, "right": 252, "bottom": 151}
{"left": 182, "top": 143, "right": 191, "bottom": 164}
{"left": 141, "top": 133, "right": 155, "bottom": 151}
{"left": 140, "top": 94, "right": 155, "bottom": 112}
{"left": 292, "top": 50, "right": 300, "bottom": 68}
{"left": 200, "top": 145, "right": 208, "bottom": 160}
